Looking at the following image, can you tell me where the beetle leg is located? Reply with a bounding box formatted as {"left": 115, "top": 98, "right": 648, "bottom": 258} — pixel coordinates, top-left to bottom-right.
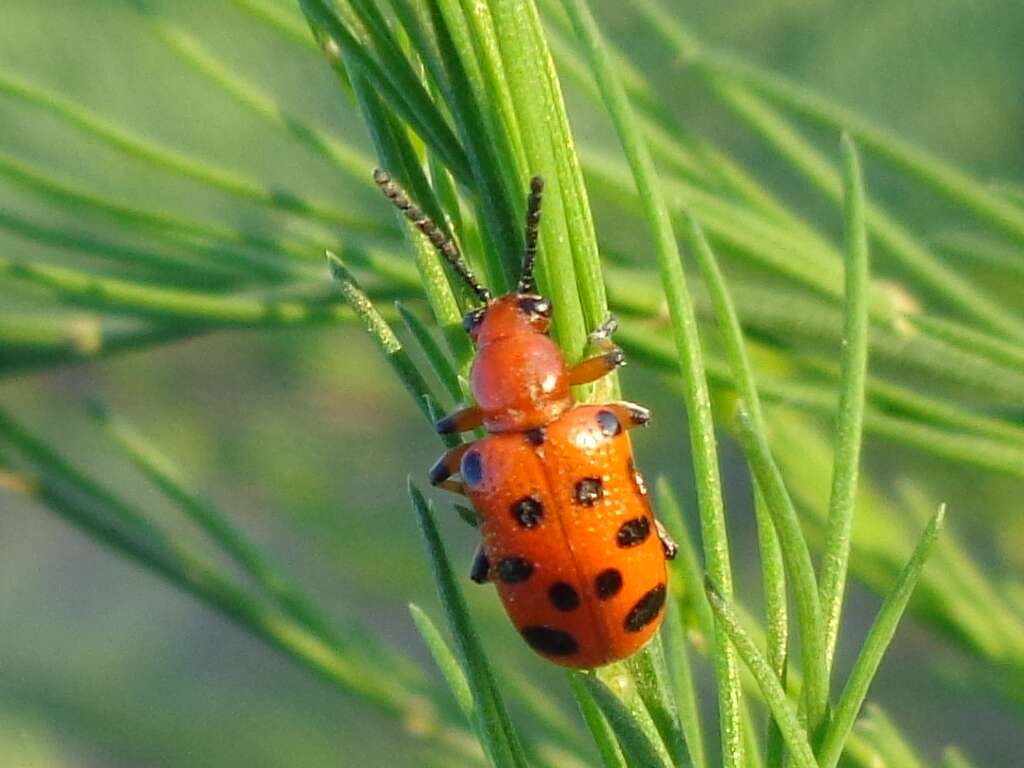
{"left": 588, "top": 314, "right": 619, "bottom": 346}
{"left": 655, "top": 519, "right": 679, "bottom": 561}
{"left": 568, "top": 347, "right": 626, "bottom": 386}
{"left": 568, "top": 315, "right": 626, "bottom": 386}
{"left": 601, "top": 401, "right": 652, "bottom": 430}
{"left": 429, "top": 442, "right": 472, "bottom": 494}
{"left": 469, "top": 545, "right": 491, "bottom": 583}
{"left": 435, "top": 405, "right": 484, "bottom": 435}
{"left": 438, "top": 479, "right": 467, "bottom": 495}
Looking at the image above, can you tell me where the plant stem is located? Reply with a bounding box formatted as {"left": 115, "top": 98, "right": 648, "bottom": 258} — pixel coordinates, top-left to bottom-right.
{"left": 705, "top": 580, "right": 818, "bottom": 768}
{"left": 819, "top": 135, "right": 871, "bottom": 673}
{"left": 410, "top": 482, "right": 529, "bottom": 768}
{"left": 817, "top": 507, "right": 945, "bottom": 768}
{"left": 557, "top": 0, "right": 744, "bottom": 762}
{"left": 734, "top": 407, "right": 827, "bottom": 728}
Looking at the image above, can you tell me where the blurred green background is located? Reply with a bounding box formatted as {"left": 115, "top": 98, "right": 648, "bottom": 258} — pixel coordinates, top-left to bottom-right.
{"left": 1, "top": 1, "right": 1022, "bottom": 766}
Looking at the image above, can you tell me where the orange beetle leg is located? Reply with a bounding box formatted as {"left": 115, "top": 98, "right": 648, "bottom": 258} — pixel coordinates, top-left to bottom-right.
{"left": 567, "top": 348, "right": 625, "bottom": 386}
{"left": 435, "top": 405, "right": 484, "bottom": 435}
{"left": 655, "top": 519, "right": 679, "bottom": 560}
{"left": 438, "top": 479, "right": 467, "bottom": 495}
{"left": 469, "top": 545, "right": 490, "bottom": 583}
{"left": 428, "top": 442, "right": 472, "bottom": 494}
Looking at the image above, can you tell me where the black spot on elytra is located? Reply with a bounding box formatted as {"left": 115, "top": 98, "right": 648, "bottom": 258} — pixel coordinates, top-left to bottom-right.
{"left": 617, "top": 517, "right": 651, "bottom": 548}
{"left": 574, "top": 477, "right": 603, "bottom": 506}
{"left": 548, "top": 582, "right": 580, "bottom": 612}
{"left": 511, "top": 495, "right": 544, "bottom": 528}
{"left": 521, "top": 625, "right": 579, "bottom": 656}
{"left": 461, "top": 450, "right": 484, "bottom": 487}
{"left": 596, "top": 409, "right": 622, "bottom": 437}
{"left": 624, "top": 583, "right": 666, "bottom": 632}
{"left": 595, "top": 568, "right": 623, "bottom": 600}
{"left": 525, "top": 427, "right": 546, "bottom": 446}
{"left": 496, "top": 556, "right": 534, "bottom": 583}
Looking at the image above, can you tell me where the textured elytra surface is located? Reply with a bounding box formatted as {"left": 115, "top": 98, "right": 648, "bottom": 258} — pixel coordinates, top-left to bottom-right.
{"left": 462, "top": 404, "right": 668, "bottom": 668}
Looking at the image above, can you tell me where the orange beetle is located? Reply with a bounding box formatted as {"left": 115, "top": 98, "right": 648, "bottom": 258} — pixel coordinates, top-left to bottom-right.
{"left": 375, "top": 170, "right": 677, "bottom": 668}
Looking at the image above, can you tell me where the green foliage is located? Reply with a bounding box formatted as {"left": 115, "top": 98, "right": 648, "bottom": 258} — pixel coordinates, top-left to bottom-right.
{"left": 576, "top": 674, "right": 672, "bottom": 768}
{"left": 409, "top": 482, "right": 528, "bottom": 767}
{"left": 703, "top": 578, "right": 817, "bottom": 768}
{"left": 818, "top": 505, "right": 946, "bottom": 768}
{"left": 0, "top": 0, "right": 1021, "bottom": 766}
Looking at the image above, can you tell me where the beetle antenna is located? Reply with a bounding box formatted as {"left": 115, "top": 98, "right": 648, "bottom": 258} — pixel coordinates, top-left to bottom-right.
{"left": 373, "top": 168, "right": 491, "bottom": 304}
{"left": 518, "top": 176, "right": 544, "bottom": 294}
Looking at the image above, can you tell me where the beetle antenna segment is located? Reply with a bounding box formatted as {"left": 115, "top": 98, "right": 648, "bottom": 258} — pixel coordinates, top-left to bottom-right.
{"left": 373, "top": 168, "right": 491, "bottom": 304}
{"left": 518, "top": 176, "right": 544, "bottom": 294}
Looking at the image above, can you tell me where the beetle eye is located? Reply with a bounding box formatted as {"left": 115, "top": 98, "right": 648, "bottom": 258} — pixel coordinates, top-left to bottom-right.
{"left": 517, "top": 296, "right": 552, "bottom": 318}
{"left": 462, "top": 307, "right": 487, "bottom": 334}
